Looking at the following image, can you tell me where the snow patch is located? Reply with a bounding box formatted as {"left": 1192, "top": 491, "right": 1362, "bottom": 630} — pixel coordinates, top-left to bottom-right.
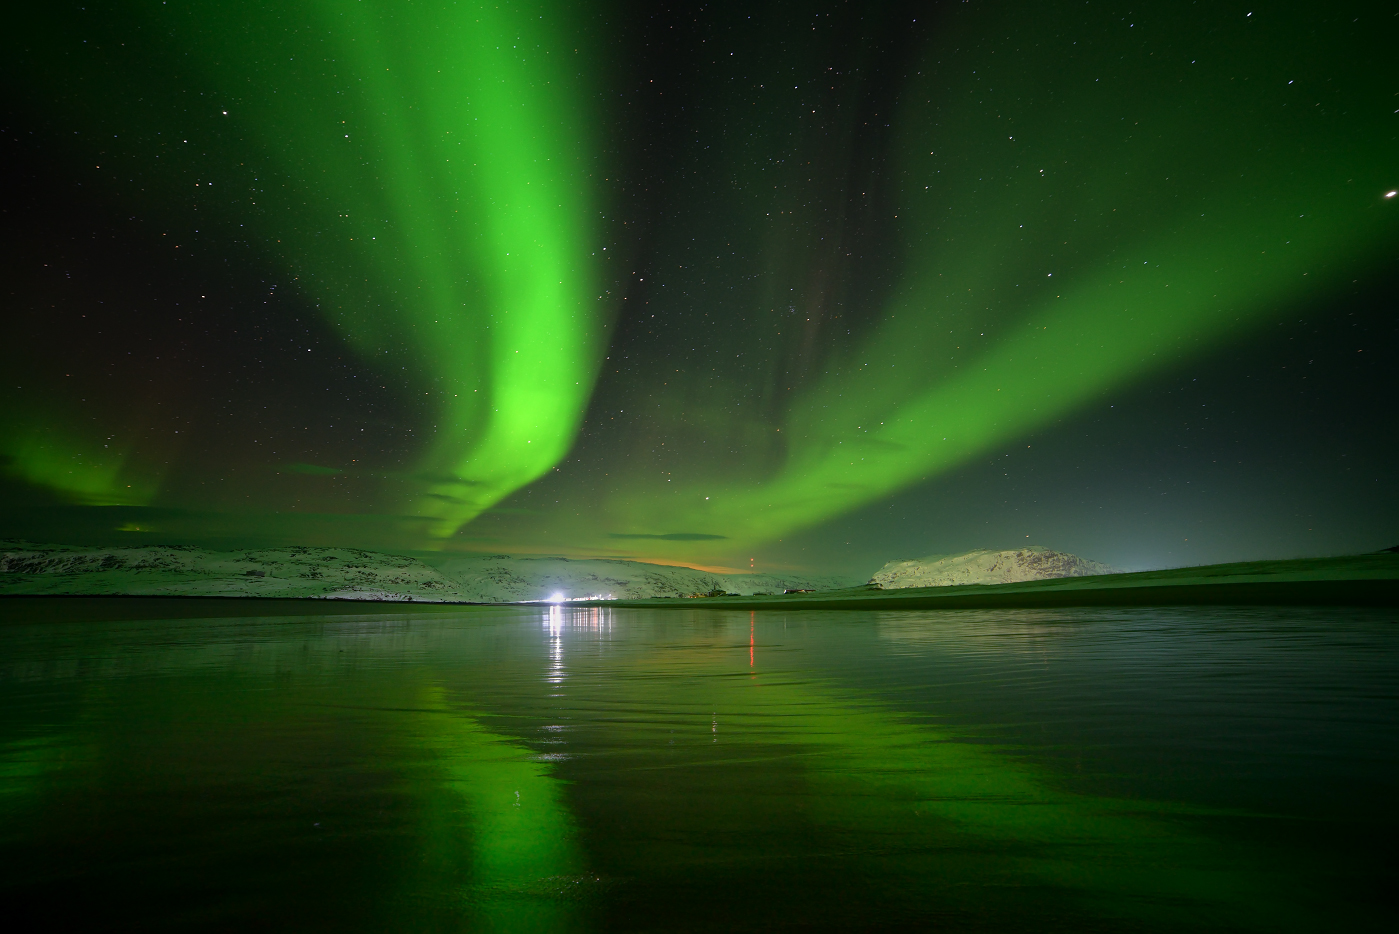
{"left": 870, "top": 546, "right": 1117, "bottom": 589}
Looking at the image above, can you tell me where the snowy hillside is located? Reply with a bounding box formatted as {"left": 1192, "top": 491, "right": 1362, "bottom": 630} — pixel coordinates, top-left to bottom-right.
{"left": 870, "top": 546, "right": 1117, "bottom": 589}
{"left": 0, "top": 542, "right": 465, "bottom": 601}
{"left": 422, "top": 554, "right": 854, "bottom": 602}
{"left": 0, "top": 542, "right": 856, "bottom": 602}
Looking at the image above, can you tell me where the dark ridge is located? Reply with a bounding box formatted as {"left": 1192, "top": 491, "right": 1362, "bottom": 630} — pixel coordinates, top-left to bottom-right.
{"left": 579, "top": 553, "right": 1399, "bottom": 611}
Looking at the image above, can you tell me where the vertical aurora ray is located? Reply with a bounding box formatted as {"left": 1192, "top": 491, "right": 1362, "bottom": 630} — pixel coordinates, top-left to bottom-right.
{"left": 6, "top": 0, "right": 604, "bottom": 538}
{"left": 293, "top": 1, "right": 601, "bottom": 537}
{"left": 200, "top": 0, "right": 603, "bottom": 537}
{"left": 572, "top": 3, "right": 1399, "bottom": 559}
{"left": 6, "top": 2, "right": 1395, "bottom": 557}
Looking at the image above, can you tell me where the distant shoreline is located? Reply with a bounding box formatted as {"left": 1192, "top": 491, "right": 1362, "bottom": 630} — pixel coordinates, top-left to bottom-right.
{"left": 580, "top": 578, "right": 1399, "bottom": 610}
{"left": 3, "top": 553, "right": 1397, "bottom": 615}
{"left": 577, "top": 553, "right": 1399, "bottom": 610}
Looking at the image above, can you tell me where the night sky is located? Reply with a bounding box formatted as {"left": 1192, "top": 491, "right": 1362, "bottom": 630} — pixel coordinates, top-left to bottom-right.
{"left": 3, "top": 1, "right": 1396, "bottom": 575}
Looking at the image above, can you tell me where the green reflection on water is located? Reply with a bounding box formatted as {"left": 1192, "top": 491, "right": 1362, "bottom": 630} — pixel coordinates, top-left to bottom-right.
{"left": 498, "top": 610, "right": 1304, "bottom": 931}
{"left": 408, "top": 685, "right": 584, "bottom": 932}
{"left": 0, "top": 736, "right": 68, "bottom": 833}
{"left": 0, "top": 606, "right": 1377, "bottom": 931}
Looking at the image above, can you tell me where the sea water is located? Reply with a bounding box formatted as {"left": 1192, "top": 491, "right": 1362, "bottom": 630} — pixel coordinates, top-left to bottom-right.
{"left": 1, "top": 599, "right": 1394, "bottom": 931}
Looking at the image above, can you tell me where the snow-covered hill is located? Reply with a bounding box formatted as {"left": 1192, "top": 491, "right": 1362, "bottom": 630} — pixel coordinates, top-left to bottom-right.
{"left": 870, "top": 546, "right": 1117, "bottom": 589}
{"left": 0, "top": 542, "right": 856, "bottom": 602}
{"left": 422, "top": 553, "right": 853, "bottom": 602}
{"left": 0, "top": 543, "right": 465, "bottom": 600}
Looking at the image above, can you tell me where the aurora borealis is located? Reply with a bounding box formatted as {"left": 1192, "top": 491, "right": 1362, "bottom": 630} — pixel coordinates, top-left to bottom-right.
{"left": 4, "top": 1, "right": 1397, "bottom": 572}
{"left": 8, "top": 0, "right": 604, "bottom": 535}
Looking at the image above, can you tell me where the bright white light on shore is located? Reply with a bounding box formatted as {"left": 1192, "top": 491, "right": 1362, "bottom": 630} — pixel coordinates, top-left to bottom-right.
{"left": 549, "top": 592, "right": 565, "bottom": 604}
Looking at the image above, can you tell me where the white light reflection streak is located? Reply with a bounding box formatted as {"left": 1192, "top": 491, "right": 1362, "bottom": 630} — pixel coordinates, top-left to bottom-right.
{"left": 546, "top": 604, "right": 565, "bottom": 689}
{"left": 543, "top": 606, "right": 614, "bottom": 691}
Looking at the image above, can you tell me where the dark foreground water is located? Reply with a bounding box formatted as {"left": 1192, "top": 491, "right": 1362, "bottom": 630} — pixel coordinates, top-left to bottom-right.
{"left": 1, "top": 601, "right": 1395, "bottom": 932}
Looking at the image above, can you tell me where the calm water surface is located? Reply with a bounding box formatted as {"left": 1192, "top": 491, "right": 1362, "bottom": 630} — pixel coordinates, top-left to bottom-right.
{"left": 2, "top": 601, "right": 1395, "bottom": 931}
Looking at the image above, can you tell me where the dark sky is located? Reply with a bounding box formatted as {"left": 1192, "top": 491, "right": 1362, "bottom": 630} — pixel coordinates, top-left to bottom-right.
{"left": 3, "top": 0, "right": 1396, "bottom": 575}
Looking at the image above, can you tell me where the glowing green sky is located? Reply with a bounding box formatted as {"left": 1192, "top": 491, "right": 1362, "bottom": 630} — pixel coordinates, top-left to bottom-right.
{"left": 6, "top": 0, "right": 605, "bottom": 534}
{"left": 3, "top": 2, "right": 1397, "bottom": 570}
{"left": 597, "top": 40, "right": 1395, "bottom": 556}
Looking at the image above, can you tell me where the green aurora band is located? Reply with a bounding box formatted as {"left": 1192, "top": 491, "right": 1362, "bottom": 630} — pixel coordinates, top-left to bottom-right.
{"left": 5, "top": 3, "right": 1397, "bottom": 559}
{"left": 543, "top": 4, "right": 1399, "bottom": 562}
{"left": 7, "top": 0, "right": 604, "bottom": 537}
